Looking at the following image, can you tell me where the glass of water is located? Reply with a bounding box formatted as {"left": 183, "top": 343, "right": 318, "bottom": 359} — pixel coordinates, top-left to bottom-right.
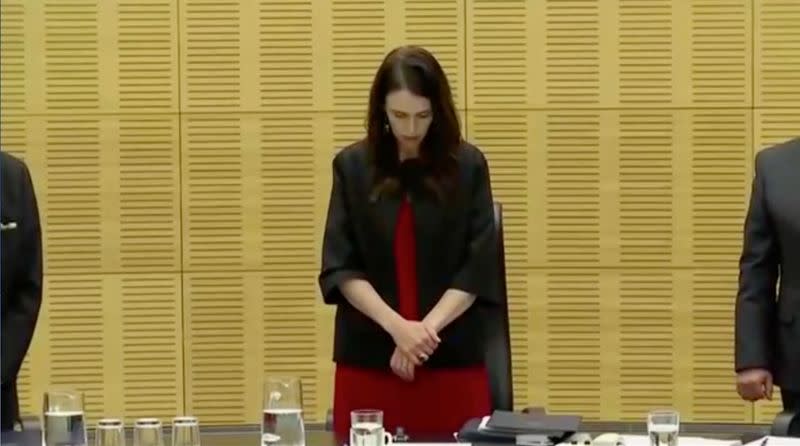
{"left": 95, "top": 419, "right": 125, "bottom": 446}
{"left": 350, "top": 410, "right": 393, "bottom": 446}
{"left": 262, "top": 376, "right": 305, "bottom": 446}
{"left": 172, "top": 416, "right": 200, "bottom": 446}
{"left": 43, "top": 389, "right": 87, "bottom": 446}
{"left": 647, "top": 409, "right": 679, "bottom": 446}
{"left": 133, "top": 418, "right": 163, "bottom": 446}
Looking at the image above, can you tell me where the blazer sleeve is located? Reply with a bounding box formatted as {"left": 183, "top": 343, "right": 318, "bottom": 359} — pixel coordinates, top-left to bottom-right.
{"left": 734, "top": 151, "right": 779, "bottom": 373}
{"left": 1, "top": 160, "right": 43, "bottom": 384}
{"left": 317, "top": 156, "right": 367, "bottom": 305}
{"left": 450, "top": 150, "right": 500, "bottom": 305}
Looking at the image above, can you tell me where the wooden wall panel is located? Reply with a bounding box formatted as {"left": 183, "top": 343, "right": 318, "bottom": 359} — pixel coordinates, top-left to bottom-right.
{"left": 617, "top": 0, "right": 673, "bottom": 106}
{"left": 467, "top": 111, "right": 530, "bottom": 409}
{"left": 183, "top": 274, "right": 247, "bottom": 424}
{"left": 690, "top": 271, "right": 750, "bottom": 422}
{"left": 120, "top": 275, "right": 183, "bottom": 421}
{"left": 331, "top": 0, "right": 386, "bottom": 112}
{"left": 467, "top": 0, "right": 526, "bottom": 110}
{"left": 16, "top": 275, "right": 182, "bottom": 423}
{"left": 5, "top": 0, "right": 798, "bottom": 427}
{"left": 754, "top": 0, "right": 800, "bottom": 107}
{"left": 0, "top": 0, "right": 26, "bottom": 116}
{"left": 0, "top": 1, "right": 180, "bottom": 115}
{"left": 688, "top": 111, "right": 751, "bottom": 268}
{"left": 404, "top": 0, "right": 465, "bottom": 109}
{"left": 179, "top": 0, "right": 315, "bottom": 113}
{"left": 686, "top": 0, "right": 752, "bottom": 107}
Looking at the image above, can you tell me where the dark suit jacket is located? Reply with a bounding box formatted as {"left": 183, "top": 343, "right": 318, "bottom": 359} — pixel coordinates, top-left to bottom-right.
{"left": 318, "top": 140, "right": 500, "bottom": 369}
{"left": 735, "top": 137, "right": 800, "bottom": 391}
{"left": 1, "top": 151, "right": 43, "bottom": 430}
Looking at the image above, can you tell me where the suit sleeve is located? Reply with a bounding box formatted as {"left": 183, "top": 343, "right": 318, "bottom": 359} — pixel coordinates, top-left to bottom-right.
{"left": 1, "top": 161, "right": 43, "bottom": 384}
{"left": 317, "top": 156, "right": 366, "bottom": 305}
{"left": 451, "top": 151, "right": 500, "bottom": 305}
{"left": 735, "top": 152, "right": 779, "bottom": 373}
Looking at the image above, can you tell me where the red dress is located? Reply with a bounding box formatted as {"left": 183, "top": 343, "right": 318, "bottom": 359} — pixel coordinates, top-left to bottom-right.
{"left": 333, "top": 198, "right": 491, "bottom": 438}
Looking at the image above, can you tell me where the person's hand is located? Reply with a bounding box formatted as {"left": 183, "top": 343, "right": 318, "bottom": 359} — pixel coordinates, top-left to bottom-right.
{"left": 388, "top": 318, "right": 440, "bottom": 365}
{"left": 390, "top": 347, "right": 415, "bottom": 382}
{"left": 737, "top": 368, "right": 773, "bottom": 401}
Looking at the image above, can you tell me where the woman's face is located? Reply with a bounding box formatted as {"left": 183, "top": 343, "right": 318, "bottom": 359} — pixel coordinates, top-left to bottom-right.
{"left": 384, "top": 88, "right": 433, "bottom": 155}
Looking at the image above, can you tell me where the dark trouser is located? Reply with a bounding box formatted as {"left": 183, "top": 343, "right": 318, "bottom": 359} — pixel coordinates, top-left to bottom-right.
{"left": 783, "top": 389, "right": 800, "bottom": 411}
{"left": 1, "top": 382, "right": 19, "bottom": 431}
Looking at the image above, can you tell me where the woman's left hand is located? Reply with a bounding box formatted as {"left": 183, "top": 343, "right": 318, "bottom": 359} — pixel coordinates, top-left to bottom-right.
{"left": 390, "top": 347, "right": 416, "bottom": 382}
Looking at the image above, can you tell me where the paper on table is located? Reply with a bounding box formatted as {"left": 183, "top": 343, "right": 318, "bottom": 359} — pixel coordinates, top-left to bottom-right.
{"left": 743, "top": 437, "right": 800, "bottom": 446}
{"left": 620, "top": 435, "right": 742, "bottom": 446}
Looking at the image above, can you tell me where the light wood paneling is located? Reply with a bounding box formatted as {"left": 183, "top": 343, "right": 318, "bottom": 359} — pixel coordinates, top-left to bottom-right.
{"left": 467, "top": 111, "right": 530, "bottom": 409}
{"left": 17, "top": 275, "right": 182, "bottom": 423}
{"left": 754, "top": 0, "right": 800, "bottom": 107}
{"left": 4, "top": 0, "right": 797, "bottom": 426}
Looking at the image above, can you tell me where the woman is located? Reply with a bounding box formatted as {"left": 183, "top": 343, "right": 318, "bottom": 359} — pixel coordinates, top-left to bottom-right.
{"left": 318, "top": 45, "right": 500, "bottom": 438}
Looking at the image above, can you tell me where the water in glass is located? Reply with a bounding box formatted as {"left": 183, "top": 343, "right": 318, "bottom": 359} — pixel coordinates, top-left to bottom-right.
{"left": 43, "top": 390, "right": 87, "bottom": 446}
{"left": 648, "top": 410, "right": 679, "bottom": 446}
{"left": 350, "top": 422, "right": 389, "bottom": 446}
{"left": 350, "top": 410, "right": 391, "bottom": 446}
{"left": 44, "top": 411, "right": 86, "bottom": 446}
{"left": 261, "top": 377, "right": 305, "bottom": 446}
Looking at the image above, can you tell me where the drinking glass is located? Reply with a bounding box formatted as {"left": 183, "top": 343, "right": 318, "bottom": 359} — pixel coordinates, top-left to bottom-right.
{"left": 95, "top": 419, "right": 125, "bottom": 446}
{"left": 133, "top": 418, "right": 163, "bottom": 446}
{"left": 43, "top": 389, "right": 87, "bottom": 446}
{"left": 261, "top": 376, "right": 305, "bottom": 446}
{"left": 647, "top": 409, "right": 679, "bottom": 446}
{"left": 172, "top": 417, "right": 200, "bottom": 446}
{"left": 350, "top": 410, "right": 393, "bottom": 446}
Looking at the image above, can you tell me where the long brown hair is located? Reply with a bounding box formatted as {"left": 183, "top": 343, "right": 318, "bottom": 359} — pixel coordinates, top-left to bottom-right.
{"left": 365, "top": 45, "right": 462, "bottom": 202}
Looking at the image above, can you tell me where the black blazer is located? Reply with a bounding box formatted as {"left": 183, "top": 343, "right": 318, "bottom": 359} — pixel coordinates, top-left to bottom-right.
{"left": 735, "top": 137, "right": 800, "bottom": 391}
{"left": 318, "top": 140, "right": 500, "bottom": 369}
{"left": 0, "top": 151, "right": 43, "bottom": 430}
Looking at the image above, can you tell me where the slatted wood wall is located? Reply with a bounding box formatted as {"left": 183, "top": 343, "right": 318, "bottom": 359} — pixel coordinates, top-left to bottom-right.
{"left": 1, "top": 0, "right": 797, "bottom": 425}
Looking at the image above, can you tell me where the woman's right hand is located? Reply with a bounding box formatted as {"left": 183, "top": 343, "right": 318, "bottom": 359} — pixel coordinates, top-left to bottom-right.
{"left": 388, "top": 318, "right": 441, "bottom": 365}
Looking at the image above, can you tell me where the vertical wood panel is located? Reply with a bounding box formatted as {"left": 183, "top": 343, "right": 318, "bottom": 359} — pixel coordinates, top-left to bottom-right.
{"left": 184, "top": 274, "right": 247, "bottom": 424}
{"left": 754, "top": 0, "right": 800, "bottom": 107}
{"left": 467, "top": 0, "right": 526, "bottom": 110}
{"left": 617, "top": 112, "right": 674, "bottom": 267}
{"left": 691, "top": 271, "right": 750, "bottom": 422}
{"left": 689, "top": 111, "right": 751, "bottom": 268}
{"left": 404, "top": 0, "right": 465, "bottom": 109}
{"left": 44, "top": 118, "right": 104, "bottom": 273}
{"left": 617, "top": 0, "right": 672, "bottom": 106}
{"left": 180, "top": 0, "right": 243, "bottom": 111}
{"left": 259, "top": 1, "right": 314, "bottom": 111}
{"left": 688, "top": 0, "right": 751, "bottom": 106}
{"left": 331, "top": 0, "right": 385, "bottom": 112}
{"left": 116, "top": 0, "right": 179, "bottom": 113}
{"left": 181, "top": 116, "right": 245, "bottom": 270}
{"left": 545, "top": 272, "right": 601, "bottom": 418}
{"left": 120, "top": 275, "right": 183, "bottom": 421}
{"left": 0, "top": 0, "right": 26, "bottom": 115}
{"left": 619, "top": 273, "right": 675, "bottom": 420}
{"left": 467, "top": 111, "right": 529, "bottom": 408}
{"left": 44, "top": 1, "right": 100, "bottom": 112}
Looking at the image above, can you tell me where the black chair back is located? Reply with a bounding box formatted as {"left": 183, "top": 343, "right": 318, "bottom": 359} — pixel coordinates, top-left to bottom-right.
{"left": 771, "top": 410, "right": 800, "bottom": 437}
{"left": 484, "top": 202, "right": 514, "bottom": 411}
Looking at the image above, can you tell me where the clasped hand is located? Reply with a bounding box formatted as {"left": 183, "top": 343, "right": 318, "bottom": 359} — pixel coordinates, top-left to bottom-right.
{"left": 388, "top": 319, "right": 440, "bottom": 381}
